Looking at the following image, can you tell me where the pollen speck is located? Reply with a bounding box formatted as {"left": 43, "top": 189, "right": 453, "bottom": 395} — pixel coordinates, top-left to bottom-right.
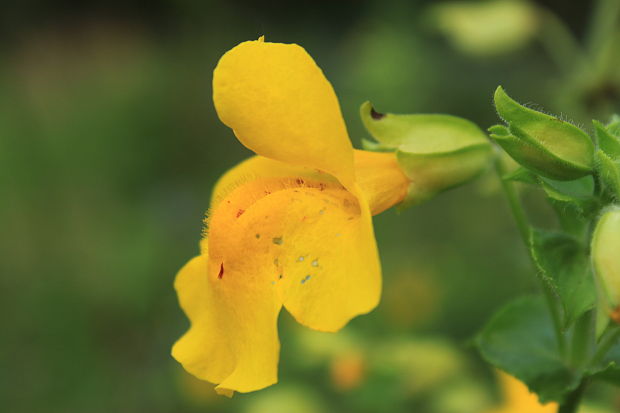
{"left": 297, "top": 256, "right": 305, "bottom": 262}
{"left": 301, "top": 275, "right": 311, "bottom": 284}
{"left": 255, "top": 233, "right": 260, "bottom": 239}
{"left": 311, "top": 259, "right": 319, "bottom": 267}
{"left": 273, "top": 237, "right": 283, "bottom": 245}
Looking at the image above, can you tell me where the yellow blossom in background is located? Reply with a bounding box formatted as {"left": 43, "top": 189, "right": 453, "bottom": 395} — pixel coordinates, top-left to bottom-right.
{"left": 485, "top": 371, "right": 556, "bottom": 413}
{"left": 329, "top": 351, "right": 366, "bottom": 392}
{"left": 171, "top": 38, "right": 410, "bottom": 395}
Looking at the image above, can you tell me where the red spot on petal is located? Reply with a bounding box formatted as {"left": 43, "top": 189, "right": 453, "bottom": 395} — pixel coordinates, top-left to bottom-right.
{"left": 218, "top": 263, "right": 224, "bottom": 279}
{"left": 236, "top": 209, "right": 245, "bottom": 218}
{"left": 296, "top": 178, "right": 304, "bottom": 185}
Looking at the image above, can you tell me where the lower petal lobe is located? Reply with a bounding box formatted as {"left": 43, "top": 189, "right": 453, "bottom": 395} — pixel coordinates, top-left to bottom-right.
{"left": 174, "top": 174, "right": 382, "bottom": 394}
{"left": 209, "top": 178, "right": 382, "bottom": 333}
{"left": 172, "top": 254, "right": 281, "bottom": 395}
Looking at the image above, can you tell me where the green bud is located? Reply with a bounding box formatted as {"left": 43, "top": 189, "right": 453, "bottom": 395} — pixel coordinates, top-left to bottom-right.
{"left": 594, "top": 119, "right": 620, "bottom": 198}
{"left": 360, "top": 101, "right": 493, "bottom": 206}
{"left": 592, "top": 207, "right": 620, "bottom": 324}
{"left": 491, "top": 86, "right": 594, "bottom": 180}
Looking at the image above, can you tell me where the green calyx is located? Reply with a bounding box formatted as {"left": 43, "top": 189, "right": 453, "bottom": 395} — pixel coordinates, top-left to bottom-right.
{"left": 360, "top": 101, "right": 493, "bottom": 206}
{"left": 491, "top": 86, "right": 594, "bottom": 180}
{"left": 594, "top": 118, "right": 620, "bottom": 200}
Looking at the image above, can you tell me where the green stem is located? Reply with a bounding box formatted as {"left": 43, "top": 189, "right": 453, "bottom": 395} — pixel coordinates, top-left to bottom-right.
{"left": 591, "top": 325, "right": 620, "bottom": 366}
{"left": 493, "top": 154, "right": 566, "bottom": 357}
{"left": 558, "top": 380, "right": 588, "bottom": 413}
{"left": 570, "top": 310, "right": 596, "bottom": 370}
{"left": 493, "top": 156, "right": 530, "bottom": 243}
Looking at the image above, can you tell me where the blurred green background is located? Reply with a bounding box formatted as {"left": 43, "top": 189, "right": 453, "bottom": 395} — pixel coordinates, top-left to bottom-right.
{"left": 2, "top": 0, "right": 620, "bottom": 412}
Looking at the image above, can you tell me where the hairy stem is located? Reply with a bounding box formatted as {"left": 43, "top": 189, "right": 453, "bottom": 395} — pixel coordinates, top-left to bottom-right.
{"left": 493, "top": 156, "right": 530, "bottom": 243}
{"left": 493, "top": 154, "right": 566, "bottom": 357}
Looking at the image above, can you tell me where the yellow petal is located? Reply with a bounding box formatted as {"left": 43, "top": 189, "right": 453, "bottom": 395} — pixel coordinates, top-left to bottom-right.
{"left": 213, "top": 40, "right": 355, "bottom": 189}
{"left": 211, "top": 151, "right": 409, "bottom": 216}
{"left": 353, "top": 150, "right": 409, "bottom": 215}
{"left": 210, "top": 156, "right": 339, "bottom": 211}
{"left": 172, "top": 254, "right": 281, "bottom": 395}
{"left": 207, "top": 176, "right": 382, "bottom": 333}
{"left": 486, "top": 371, "right": 557, "bottom": 413}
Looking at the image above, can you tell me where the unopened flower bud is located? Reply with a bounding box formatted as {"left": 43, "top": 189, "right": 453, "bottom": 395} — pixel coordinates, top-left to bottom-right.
{"left": 360, "top": 101, "right": 493, "bottom": 206}
{"left": 490, "top": 86, "right": 594, "bottom": 180}
{"left": 592, "top": 207, "right": 620, "bottom": 323}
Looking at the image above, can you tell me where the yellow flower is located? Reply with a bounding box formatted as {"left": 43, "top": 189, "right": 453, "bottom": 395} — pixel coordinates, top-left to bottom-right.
{"left": 171, "top": 38, "right": 410, "bottom": 396}
{"left": 485, "top": 372, "right": 557, "bottom": 413}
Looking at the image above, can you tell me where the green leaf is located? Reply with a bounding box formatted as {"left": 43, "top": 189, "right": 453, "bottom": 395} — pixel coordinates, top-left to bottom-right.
{"left": 475, "top": 295, "right": 580, "bottom": 402}
{"left": 538, "top": 176, "right": 597, "bottom": 214}
{"left": 488, "top": 124, "right": 510, "bottom": 137}
{"left": 591, "top": 362, "right": 620, "bottom": 385}
{"left": 587, "top": 327, "right": 620, "bottom": 385}
{"left": 594, "top": 120, "right": 620, "bottom": 159}
{"left": 537, "top": 176, "right": 598, "bottom": 235}
{"left": 540, "top": 175, "right": 595, "bottom": 198}
{"left": 595, "top": 150, "right": 620, "bottom": 199}
{"left": 607, "top": 114, "right": 620, "bottom": 137}
{"left": 530, "top": 229, "right": 596, "bottom": 329}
